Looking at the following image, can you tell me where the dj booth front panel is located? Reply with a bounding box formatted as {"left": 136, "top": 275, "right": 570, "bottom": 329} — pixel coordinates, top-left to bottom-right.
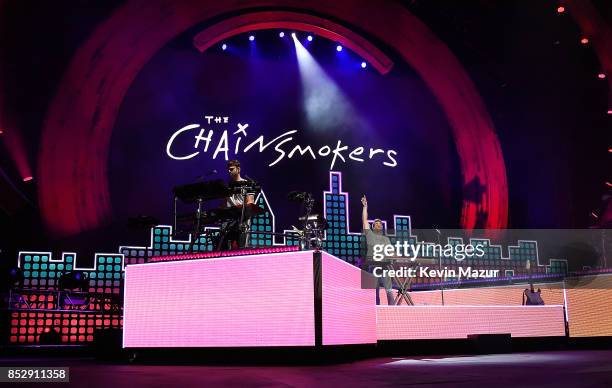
{"left": 123, "top": 251, "right": 316, "bottom": 348}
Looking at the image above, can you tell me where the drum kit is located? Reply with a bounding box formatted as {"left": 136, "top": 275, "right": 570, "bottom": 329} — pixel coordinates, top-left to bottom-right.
{"left": 172, "top": 179, "right": 327, "bottom": 251}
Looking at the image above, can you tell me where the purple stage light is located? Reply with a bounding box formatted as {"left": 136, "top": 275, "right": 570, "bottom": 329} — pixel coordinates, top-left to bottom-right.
{"left": 221, "top": 43, "right": 227, "bottom": 50}
{"left": 336, "top": 45, "right": 343, "bottom": 52}
{"left": 249, "top": 35, "right": 255, "bottom": 41}
{"left": 291, "top": 32, "right": 296, "bottom": 38}
{"left": 307, "top": 35, "right": 313, "bottom": 41}
{"left": 361, "top": 61, "right": 367, "bottom": 68}
{"left": 279, "top": 31, "right": 285, "bottom": 38}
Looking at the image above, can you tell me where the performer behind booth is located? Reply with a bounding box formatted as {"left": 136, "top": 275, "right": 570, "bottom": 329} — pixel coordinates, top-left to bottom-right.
{"left": 361, "top": 195, "right": 395, "bottom": 305}
{"left": 219, "top": 160, "right": 255, "bottom": 250}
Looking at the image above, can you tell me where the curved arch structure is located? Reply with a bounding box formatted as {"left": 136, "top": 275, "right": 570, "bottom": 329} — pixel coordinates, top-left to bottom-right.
{"left": 193, "top": 11, "right": 394, "bottom": 75}
{"left": 38, "top": 0, "right": 508, "bottom": 236}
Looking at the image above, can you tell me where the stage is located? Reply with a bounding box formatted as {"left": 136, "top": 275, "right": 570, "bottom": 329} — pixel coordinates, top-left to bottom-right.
{"left": 3, "top": 350, "right": 612, "bottom": 387}
{"left": 1, "top": 1, "right": 611, "bottom": 386}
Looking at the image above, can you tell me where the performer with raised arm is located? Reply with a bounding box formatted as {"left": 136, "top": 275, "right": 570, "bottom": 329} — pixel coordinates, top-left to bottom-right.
{"left": 361, "top": 195, "right": 395, "bottom": 305}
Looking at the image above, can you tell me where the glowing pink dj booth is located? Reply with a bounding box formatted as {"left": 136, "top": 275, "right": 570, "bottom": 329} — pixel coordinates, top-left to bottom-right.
{"left": 123, "top": 250, "right": 377, "bottom": 348}
{"left": 123, "top": 250, "right": 566, "bottom": 349}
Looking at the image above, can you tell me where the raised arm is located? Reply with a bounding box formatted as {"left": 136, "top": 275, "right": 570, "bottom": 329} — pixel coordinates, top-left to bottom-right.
{"left": 361, "top": 195, "right": 370, "bottom": 230}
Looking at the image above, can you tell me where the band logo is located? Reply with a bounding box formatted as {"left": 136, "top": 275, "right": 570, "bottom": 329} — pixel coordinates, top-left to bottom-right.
{"left": 166, "top": 115, "right": 398, "bottom": 169}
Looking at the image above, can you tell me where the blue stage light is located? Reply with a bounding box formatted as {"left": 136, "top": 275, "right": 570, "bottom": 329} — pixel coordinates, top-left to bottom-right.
{"left": 279, "top": 32, "right": 285, "bottom": 38}
{"left": 336, "top": 45, "right": 343, "bottom": 52}
{"left": 249, "top": 35, "right": 255, "bottom": 41}
{"left": 307, "top": 35, "right": 313, "bottom": 42}
{"left": 361, "top": 61, "right": 367, "bottom": 68}
{"left": 221, "top": 43, "right": 227, "bottom": 50}
{"left": 291, "top": 32, "right": 296, "bottom": 38}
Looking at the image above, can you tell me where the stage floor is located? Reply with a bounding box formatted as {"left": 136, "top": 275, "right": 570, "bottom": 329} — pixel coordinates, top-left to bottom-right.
{"left": 2, "top": 350, "right": 612, "bottom": 387}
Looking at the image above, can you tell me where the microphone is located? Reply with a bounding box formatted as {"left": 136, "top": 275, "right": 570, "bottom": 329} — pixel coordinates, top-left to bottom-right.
{"left": 195, "top": 169, "right": 217, "bottom": 180}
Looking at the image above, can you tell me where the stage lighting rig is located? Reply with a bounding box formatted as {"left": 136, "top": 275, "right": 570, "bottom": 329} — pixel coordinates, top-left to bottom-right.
{"left": 58, "top": 271, "right": 89, "bottom": 292}
{"left": 58, "top": 271, "right": 90, "bottom": 309}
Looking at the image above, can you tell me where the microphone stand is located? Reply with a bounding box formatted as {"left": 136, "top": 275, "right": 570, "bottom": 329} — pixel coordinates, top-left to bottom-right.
{"left": 435, "top": 228, "right": 444, "bottom": 306}
{"left": 238, "top": 175, "right": 258, "bottom": 248}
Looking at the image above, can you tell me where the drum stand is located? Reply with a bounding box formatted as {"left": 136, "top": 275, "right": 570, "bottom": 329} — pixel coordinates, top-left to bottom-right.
{"left": 190, "top": 198, "right": 204, "bottom": 252}
{"left": 216, "top": 186, "right": 251, "bottom": 251}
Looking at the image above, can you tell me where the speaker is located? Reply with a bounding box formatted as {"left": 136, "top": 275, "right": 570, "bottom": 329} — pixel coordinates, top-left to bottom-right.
{"left": 92, "top": 328, "right": 124, "bottom": 360}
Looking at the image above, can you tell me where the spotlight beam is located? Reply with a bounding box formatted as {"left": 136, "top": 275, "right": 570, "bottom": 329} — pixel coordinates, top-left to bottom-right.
{"left": 291, "top": 34, "right": 369, "bottom": 133}
{"left": 1, "top": 91, "right": 33, "bottom": 181}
